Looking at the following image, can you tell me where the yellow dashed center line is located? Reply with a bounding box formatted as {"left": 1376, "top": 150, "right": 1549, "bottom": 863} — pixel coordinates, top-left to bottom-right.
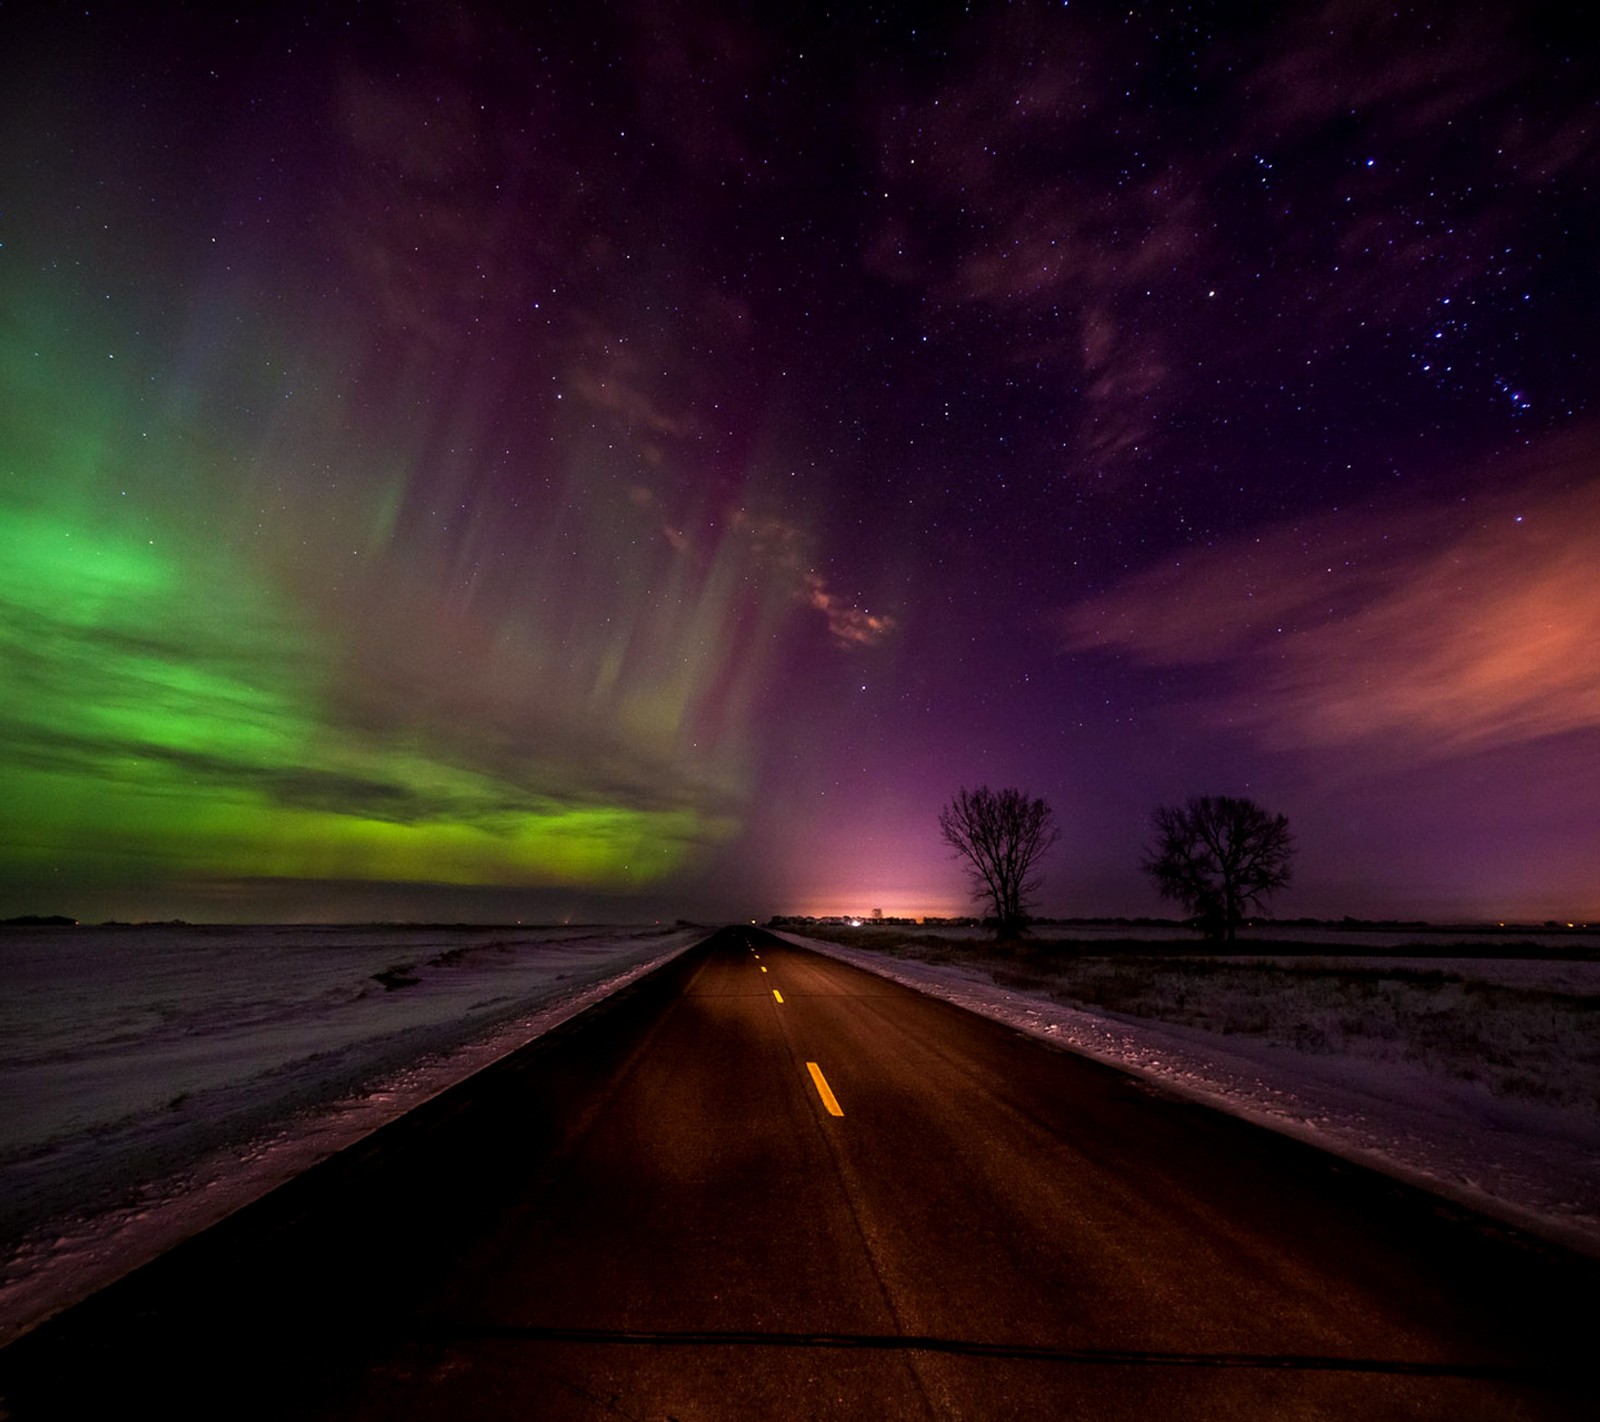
{"left": 772, "top": 989, "right": 783, "bottom": 1003}
{"left": 805, "top": 1062, "right": 844, "bottom": 1117}
{"left": 760, "top": 965, "right": 768, "bottom": 973}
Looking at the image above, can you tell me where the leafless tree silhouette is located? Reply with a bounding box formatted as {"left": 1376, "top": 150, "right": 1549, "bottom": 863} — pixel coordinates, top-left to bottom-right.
{"left": 1144, "top": 795, "right": 1294, "bottom": 941}
{"left": 939, "top": 786, "right": 1060, "bottom": 939}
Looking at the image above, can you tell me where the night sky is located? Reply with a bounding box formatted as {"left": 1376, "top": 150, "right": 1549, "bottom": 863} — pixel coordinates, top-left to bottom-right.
{"left": 2, "top": 1, "right": 1596, "bottom": 925}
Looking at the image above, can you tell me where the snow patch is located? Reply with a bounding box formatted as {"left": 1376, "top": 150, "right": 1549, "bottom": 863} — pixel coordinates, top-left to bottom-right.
{"left": 0, "top": 925, "right": 702, "bottom": 1344}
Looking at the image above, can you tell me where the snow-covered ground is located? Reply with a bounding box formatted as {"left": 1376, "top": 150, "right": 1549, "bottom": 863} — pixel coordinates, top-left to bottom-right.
{"left": 0, "top": 923, "right": 704, "bottom": 1343}
{"left": 774, "top": 931, "right": 1600, "bottom": 1260}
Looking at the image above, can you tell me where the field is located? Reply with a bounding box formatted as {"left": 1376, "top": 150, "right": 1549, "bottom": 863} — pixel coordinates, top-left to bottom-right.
{"left": 778, "top": 925, "right": 1600, "bottom": 1255}
{"left": 805, "top": 927, "right": 1600, "bottom": 1114}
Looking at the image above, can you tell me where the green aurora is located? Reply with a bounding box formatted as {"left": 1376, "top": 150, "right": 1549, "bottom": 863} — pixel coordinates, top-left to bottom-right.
{"left": 0, "top": 281, "right": 757, "bottom": 917}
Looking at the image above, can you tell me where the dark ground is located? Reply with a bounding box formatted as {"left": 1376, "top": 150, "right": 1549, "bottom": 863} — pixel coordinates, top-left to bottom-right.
{"left": 1, "top": 928, "right": 1594, "bottom": 1419}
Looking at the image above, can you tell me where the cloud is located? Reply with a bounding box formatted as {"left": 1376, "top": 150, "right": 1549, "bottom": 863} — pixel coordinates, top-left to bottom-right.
{"left": 862, "top": 1, "right": 1597, "bottom": 484}
{"left": 1247, "top": 0, "right": 1522, "bottom": 134}
{"left": 572, "top": 334, "right": 698, "bottom": 459}
{"left": 1061, "top": 429, "right": 1600, "bottom": 758}
{"left": 866, "top": 22, "right": 1205, "bottom": 470}
{"left": 801, "top": 572, "right": 896, "bottom": 649}
{"left": 1227, "top": 0, "right": 1599, "bottom": 323}
{"left": 637, "top": 503, "right": 896, "bottom": 652}
{"left": 731, "top": 511, "right": 897, "bottom": 650}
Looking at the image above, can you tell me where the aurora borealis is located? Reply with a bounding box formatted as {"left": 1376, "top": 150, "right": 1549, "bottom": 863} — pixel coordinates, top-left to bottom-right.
{"left": 2, "top": 1, "right": 1597, "bottom": 924}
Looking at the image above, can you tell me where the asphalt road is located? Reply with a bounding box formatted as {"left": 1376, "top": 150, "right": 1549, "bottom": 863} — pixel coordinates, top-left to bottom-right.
{"left": 2, "top": 928, "right": 1594, "bottom": 1419}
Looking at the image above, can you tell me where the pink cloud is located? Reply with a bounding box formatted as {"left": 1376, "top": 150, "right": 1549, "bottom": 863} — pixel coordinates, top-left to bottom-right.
{"left": 626, "top": 507, "right": 896, "bottom": 652}
{"left": 802, "top": 573, "right": 896, "bottom": 649}
{"left": 731, "top": 511, "right": 896, "bottom": 650}
{"left": 1062, "top": 429, "right": 1600, "bottom": 758}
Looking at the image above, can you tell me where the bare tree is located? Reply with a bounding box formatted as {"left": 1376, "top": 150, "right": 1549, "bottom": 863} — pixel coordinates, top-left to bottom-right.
{"left": 1144, "top": 795, "right": 1294, "bottom": 941}
{"left": 939, "top": 786, "right": 1060, "bottom": 938}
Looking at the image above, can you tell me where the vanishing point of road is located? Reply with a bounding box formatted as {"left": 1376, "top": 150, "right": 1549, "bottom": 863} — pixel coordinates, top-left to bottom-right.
{"left": 2, "top": 928, "right": 1593, "bottom": 1418}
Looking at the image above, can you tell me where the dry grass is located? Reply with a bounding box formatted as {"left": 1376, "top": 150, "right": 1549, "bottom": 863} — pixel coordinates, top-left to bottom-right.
{"left": 800, "top": 929, "right": 1600, "bottom": 1113}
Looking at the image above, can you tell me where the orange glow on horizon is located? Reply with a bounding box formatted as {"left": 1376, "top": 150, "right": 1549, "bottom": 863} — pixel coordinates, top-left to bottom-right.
{"left": 780, "top": 894, "right": 972, "bottom": 923}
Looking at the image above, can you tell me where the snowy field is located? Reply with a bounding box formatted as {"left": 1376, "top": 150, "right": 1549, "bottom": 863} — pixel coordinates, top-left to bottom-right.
{"left": 793, "top": 921, "right": 1600, "bottom": 951}
{"left": 775, "top": 930, "right": 1600, "bottom": 1260}
{"left": 0, "top": 923, "right": 704, "bottom": 1342}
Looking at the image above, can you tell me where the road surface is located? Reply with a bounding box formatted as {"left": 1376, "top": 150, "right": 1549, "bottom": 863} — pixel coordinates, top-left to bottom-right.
{"left": 2, "top": 928, "right": 1593, "bottom": 1418}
